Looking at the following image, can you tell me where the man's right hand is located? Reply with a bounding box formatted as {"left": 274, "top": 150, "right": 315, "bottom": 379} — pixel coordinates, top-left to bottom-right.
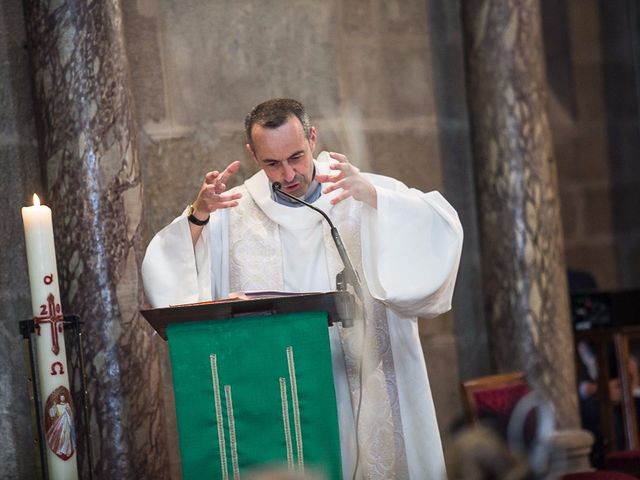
{"left": 192, "top": 160, "right": 243, "bottom": 219}
{"left": 189, "top": 161, "right": 242, "bottom": 246}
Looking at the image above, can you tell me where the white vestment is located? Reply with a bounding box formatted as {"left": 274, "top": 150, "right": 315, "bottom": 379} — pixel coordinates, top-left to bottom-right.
{"left": 142, "top": 153, "right": 463, "bottom": 479}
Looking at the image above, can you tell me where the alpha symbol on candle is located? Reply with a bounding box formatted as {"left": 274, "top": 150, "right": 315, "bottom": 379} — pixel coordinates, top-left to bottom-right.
{"left": 35, "top": 293, "right": 64, "bottom": 356}
{"left": 44, "top": 274, "right": 53, "bottom": 285}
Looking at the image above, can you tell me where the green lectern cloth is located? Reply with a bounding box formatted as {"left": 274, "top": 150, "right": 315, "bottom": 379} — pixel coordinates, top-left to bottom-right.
{"left": 167, "top": 311, "right": 342, "bottom": 480}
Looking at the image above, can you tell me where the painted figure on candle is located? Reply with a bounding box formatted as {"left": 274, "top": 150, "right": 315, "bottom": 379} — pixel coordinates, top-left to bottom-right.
{"left": 45, "top": 386, "right": 76, "bottom": 460}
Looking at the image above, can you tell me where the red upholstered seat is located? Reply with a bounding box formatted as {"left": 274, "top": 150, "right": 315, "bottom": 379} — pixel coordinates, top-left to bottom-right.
{"left": 605, "top": 450, "right": 640, "bottom": 476}
{"left": 462, "top": 372, "right": 533, "bottom": 441}
{"left": 462, "top": 372, "right": 530, "bottom": 421}
{"left": 473, "top": 383, "right": 532, "bottom": 420}
{"left": 562, "top": 471, "right": 640, "bottom": 480}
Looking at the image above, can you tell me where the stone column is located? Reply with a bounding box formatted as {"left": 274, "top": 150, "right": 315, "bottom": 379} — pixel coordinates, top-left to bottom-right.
{"left": 23, "top": 1, "right": 170, "bottom": 478}
{"left": 461, "top": 0, "right": 579, "bottom": 430}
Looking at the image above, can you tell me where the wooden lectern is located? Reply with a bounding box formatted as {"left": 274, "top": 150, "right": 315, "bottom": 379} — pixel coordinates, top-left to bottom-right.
{"left": 141, "top": 291, "right": 354, "bottom": 480}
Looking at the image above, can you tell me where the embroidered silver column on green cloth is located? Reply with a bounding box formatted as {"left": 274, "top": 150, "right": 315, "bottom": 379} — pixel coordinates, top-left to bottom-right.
{"left": 167, "top": 311, "right": 342, "bottom": 479}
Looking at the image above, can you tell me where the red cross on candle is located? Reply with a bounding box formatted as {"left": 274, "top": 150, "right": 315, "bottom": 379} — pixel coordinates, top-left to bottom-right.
{"left": 34, "top": 293, "right": 64, "bottom": 355}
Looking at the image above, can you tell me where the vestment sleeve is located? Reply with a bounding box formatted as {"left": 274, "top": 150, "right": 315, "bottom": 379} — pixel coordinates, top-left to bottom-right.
{"left": 360, "top": 177, "right": 463, "bottom": 318}
{"left": 141, "top": 209, "right": 212, "bottom": 308}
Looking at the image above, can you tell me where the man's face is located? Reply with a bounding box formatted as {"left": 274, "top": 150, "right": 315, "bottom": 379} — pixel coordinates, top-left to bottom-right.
{"left": 247, "top": 115, "right": 316, "bottom": 198}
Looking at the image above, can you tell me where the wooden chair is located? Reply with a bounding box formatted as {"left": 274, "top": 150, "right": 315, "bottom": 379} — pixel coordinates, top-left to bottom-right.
{"left": 462, "top": 372, "right": 530, "bottom": 422}
{"left": 575, "top": 329, "right": 640, "bottom": 453}
{"left": 574, "top": 329, "right": 640, "bottom": 476}
{"left": 612, "top": 332, "right": 640, "bottom": 450}
{"left": 603, "top": 332, "right": 640, "bottom": 476}
{"left": 461, "top": 372, "right": 532, "bottom": 440}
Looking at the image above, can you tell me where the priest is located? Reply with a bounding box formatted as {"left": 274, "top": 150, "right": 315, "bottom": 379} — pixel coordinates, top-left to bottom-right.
{"left": 142, "top": 98, "right": 463, "bottom": 479}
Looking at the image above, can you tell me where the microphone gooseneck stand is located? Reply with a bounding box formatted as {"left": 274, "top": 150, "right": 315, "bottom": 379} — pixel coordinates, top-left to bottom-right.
{"left": 272, "top": 182, "right": 363, "bottom": 300}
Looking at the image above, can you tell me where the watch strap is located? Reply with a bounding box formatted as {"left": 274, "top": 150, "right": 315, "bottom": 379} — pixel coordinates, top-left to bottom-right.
{"left": 187, "top": 205, "right": 210, "bottom": 226}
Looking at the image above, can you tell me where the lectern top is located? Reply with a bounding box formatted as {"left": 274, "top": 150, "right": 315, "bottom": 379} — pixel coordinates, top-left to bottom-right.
{"left": 140, "top": 291, "right": 355, "bottom": 340}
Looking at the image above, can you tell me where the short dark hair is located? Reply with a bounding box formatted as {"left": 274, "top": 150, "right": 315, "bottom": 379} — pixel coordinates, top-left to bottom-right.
{"left": 244, "top": 98, "right": 311, "bottom": 148}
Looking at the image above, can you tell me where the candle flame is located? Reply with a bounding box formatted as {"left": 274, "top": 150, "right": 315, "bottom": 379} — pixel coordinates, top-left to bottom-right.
{"left": 33, "top": 193, "right": 41, "bottom": 207}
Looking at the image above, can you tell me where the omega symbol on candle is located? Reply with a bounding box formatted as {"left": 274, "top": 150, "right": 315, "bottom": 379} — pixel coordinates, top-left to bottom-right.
{"left": 50, "top": 362, "right": 65, "bottom": 375}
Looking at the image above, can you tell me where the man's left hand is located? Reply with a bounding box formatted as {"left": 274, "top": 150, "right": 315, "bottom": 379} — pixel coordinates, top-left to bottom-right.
{"left": 315, "top": 152, "right": 377, "bottom": 209}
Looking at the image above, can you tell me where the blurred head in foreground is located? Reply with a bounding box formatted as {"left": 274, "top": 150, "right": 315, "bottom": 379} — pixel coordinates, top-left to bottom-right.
{"left": 446, "top": 426, "right": 533, "bottom": 480}
{"left": 244, "top": 466, "right": 326, "bottom": 480}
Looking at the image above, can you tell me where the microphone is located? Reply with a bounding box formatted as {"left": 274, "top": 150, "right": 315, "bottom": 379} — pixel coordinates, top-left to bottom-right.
{"left": 272, "top": 182, "right": 363, "bottom": 300}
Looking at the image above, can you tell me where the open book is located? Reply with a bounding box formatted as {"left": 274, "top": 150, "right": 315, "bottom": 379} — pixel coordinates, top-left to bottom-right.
{"left": 172, "top": 291, "right": 324, "bottom": 307}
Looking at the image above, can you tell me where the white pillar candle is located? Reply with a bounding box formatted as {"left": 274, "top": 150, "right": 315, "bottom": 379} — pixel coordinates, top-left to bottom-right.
{"left": 22, "top": 194, "right": 79, "bottom": 480}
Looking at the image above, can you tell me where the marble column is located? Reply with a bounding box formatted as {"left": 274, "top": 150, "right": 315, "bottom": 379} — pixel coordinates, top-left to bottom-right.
{"left": 23, "top": 1, "right": 170, "bottom": 478}
{"left": 461, "top": 0, "right": 580, "bottom": 429}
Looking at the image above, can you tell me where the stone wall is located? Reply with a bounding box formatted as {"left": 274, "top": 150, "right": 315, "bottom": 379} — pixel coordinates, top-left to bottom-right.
{"left": 121, "top": 0, "right": 474, "bottom": 447}
{"left": 427, "top": 0, "right": 490, "bottom": 386}
{"left": 545, "top": 0, "right": 618, "bottom": 291}
{"left": 122, "top": 0, "right": 448, "bottom": 243}
{"left": 600, "top": 0, "right": 640, "bottom": 289}
{"left": 545, "top": 0, "right": 640, "bottom": 292}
